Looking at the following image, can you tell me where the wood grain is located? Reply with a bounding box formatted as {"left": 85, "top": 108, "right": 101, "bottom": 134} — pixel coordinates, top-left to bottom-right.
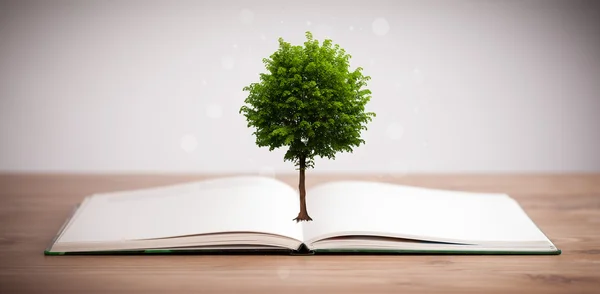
{"left": 0, "top": 173, "right": 599, "bottom": 293}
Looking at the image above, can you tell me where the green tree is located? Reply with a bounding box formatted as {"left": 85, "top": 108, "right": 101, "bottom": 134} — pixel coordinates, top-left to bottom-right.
{"left": 239, "top": 31, "right": 375, "bottom": 222}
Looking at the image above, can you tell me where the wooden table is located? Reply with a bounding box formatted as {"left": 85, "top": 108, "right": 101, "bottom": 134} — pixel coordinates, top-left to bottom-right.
{"left": 0, "top": 173, "right": 598, "bottom": 293}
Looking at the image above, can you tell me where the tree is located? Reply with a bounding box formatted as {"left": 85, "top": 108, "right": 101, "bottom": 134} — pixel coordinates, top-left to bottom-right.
{"left": 239, "top": 31, "right": 375, "bottom": 222}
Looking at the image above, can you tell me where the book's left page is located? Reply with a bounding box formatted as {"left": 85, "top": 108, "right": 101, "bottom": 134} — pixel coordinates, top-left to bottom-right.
{"left": 50, "top": 176, "right": 304, "bottom": 252}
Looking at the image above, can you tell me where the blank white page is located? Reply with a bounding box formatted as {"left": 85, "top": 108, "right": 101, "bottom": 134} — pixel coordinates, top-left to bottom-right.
{"left": 302, "top": 181, "right": 551, "bottom": 245}
{"left": 57, "top": 176, "right": 303, "bottom": 243}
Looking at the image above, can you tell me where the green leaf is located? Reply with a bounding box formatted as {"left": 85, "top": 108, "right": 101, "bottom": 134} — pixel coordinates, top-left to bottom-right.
{"left": 238, "top": 31, "right": 376, "bottom": 169}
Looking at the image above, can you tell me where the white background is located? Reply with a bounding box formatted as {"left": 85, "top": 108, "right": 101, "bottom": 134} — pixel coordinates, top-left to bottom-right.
{"left": 1, "top": 0, "right": 599, "bottom": 174}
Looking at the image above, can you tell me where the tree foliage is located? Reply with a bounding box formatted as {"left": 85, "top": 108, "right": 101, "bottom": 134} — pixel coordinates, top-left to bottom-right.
{"left": 239, "top": 31, "right": 375, "bottom": 169}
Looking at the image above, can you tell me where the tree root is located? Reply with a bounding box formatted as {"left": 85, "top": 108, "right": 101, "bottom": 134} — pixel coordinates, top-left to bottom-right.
{"left": 293, "top": 211, "right": 313, "bottom": 222}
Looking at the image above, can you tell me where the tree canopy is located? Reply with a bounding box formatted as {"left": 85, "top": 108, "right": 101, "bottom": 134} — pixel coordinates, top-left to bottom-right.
{"left": 239, "top": 31, "right": 375, "bottom": 170}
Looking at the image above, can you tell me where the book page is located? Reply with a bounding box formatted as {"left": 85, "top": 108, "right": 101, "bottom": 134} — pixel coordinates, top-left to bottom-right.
{"left": 57, "top": 176, "right": 304, "bottom": 243}
{"left": 302, "top": 181, "right": 551, "bottom": 245}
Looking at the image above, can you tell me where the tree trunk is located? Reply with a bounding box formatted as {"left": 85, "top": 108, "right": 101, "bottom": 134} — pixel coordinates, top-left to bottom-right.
{"left": 293, "top": 155, "right": 312, "bottom": 222}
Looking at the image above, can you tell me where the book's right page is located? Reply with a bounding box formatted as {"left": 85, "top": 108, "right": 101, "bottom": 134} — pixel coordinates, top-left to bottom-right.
{"left": 302, "top": 180, "right": 558, "bottom": 253}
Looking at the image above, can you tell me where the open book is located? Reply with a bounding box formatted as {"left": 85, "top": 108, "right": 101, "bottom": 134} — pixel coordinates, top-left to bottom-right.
{"left": 45, "top": 176, "right": 561, "bottom": 255}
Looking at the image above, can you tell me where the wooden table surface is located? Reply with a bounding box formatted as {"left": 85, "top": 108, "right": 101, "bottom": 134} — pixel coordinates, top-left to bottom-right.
{"left": 0, "top": 173, "right": 599, "bottom": 293}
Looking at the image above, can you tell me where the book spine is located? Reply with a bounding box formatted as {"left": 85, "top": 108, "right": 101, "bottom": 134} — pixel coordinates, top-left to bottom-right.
{"left": 291, "top": 243, "right": 315, "bottom": 255}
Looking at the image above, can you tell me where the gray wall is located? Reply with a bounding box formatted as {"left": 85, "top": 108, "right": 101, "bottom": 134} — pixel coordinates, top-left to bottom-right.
{"left": 1, "top": 0, "right": 599, "bottom": 174}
